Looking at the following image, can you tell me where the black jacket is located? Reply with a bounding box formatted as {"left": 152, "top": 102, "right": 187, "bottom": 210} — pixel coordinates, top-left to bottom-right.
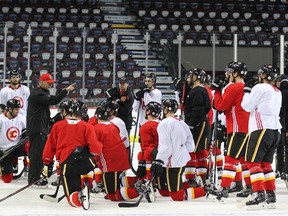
{"left": 26, "top": 86, "right": 68, "bottom": 136}
{"left": 185, "top": 85, "right": 211, "bottom": 127}
{"left": 117, "top": 88, "right": 134, "bottom": 131}
{"left": 280, "top": 86, "right": 288, "bottom": 132}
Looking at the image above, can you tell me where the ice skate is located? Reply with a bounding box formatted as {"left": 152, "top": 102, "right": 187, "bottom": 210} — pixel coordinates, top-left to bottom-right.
{"left": 245, "top": 191, "right": 266, "bottom": 210}
{"left": 207, "top": 187, "right": 229, "bottom": 203}
{"left": 265, "top": 190, "right": 276, "bottom": 209}
{"left": 229, "top": 181, "right": 243, "bottom": 193}
{"left": 80, "top": 182, "right": 90, "bottom": 210}
{"left": 136, "top": 180, "right": 155, "bottom": 203}
{"left": 236, "top": 185, "right": 253, "bottom": 201}
{"left": 31, "top": 178, "right": 48, "bottom": 189}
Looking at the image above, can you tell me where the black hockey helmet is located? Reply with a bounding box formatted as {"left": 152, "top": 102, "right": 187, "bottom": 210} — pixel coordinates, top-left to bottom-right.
{"left": 72, "top": 101, "right": 88, "bottom": 117}
{"left": 0, "top": 104, "right": 6, "bottom": 112}
{"left": 9, "top": 69, "right": 20, "bottom": 77}
{"left": 6, "top": 98, "right": 21, "bottom": 109}
{"left": 95, "top": 100, "right": 114, "bottom": 120}
{"left": 226, "top": 61, "right": 248, "bottom": 77}
{"left": 162, "top": 99, "right": 178, "bottom": 113}
{"left": 145, "top": 73, "right": 156, "bottom": 83}
{"left": 258, "top": 64, "right": 278, "bottom": 81}
{"left": 188, "top": 68, "right": 206, "bottom": 81}
{"left": 146, "top": 101, "right": 162, "bottom": 118}
{"left": 58, "top": 100, "right": 73, "bottom": 114}
{"left": 201, "top": 72, "right": 212, "bottom": 84}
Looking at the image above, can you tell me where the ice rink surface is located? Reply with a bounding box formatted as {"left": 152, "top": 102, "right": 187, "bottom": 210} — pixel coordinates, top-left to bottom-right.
{"left": 1, "top": 143, "right": 288, "bottom": 216}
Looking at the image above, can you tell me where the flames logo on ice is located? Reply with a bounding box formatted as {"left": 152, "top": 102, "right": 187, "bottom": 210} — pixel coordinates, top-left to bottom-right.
{"left": 6, "top": 126, "right": 20, "bottom": 141}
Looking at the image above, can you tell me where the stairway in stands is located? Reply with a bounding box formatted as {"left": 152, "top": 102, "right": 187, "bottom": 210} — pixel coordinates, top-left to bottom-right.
{"left": 99, "top": 0, "right": 174, "bottom": 99}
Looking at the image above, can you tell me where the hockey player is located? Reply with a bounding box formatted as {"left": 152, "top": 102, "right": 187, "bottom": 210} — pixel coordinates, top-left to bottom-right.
{"left": 133, "top": 73, "right": 162, "bottom": 126}
{"left": 0, "top": 70, "right": 30, "bottom": 175}
{"left": 0, "top": 99, "right": 27, "bottom": 183}
{"left": 208, "top": 62, "right": 251, "bottom": 201}
{"left": 94, "top": 100, "right": 154, "bottom": 202}
{"left": 42, "top": 100, "right": 102, "bottom": 208}
{"left": 151, "top": 99, "right": 206, "bottom": 201}
{"left": 92, "top": 100, "right": 129, "bottom": 193}
{"left": 184, "top": 68, "right": 211, "bottom": 184}
{"left": 137, "top": 101, "right": 161, "bottom": 181}
{"left": 274, "top": 75, "right": 288, "bottom": 180}
{"left": 241, "top": 64, "right": 281, "bottom": 209}
{"left": 0, "top": 70, "right": 30, "bottom": 117}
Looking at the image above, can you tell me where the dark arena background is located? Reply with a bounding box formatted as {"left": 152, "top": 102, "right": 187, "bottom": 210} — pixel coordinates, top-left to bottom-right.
{"left": 1, "top": 1, "right": 288, "bottom": 215}
{"left": 0, "top": 0, "right": 287, "bottom": 107}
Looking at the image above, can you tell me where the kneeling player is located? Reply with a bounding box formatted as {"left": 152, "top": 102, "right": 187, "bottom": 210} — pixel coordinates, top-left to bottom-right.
{"left": 42, "top": 100, "right": 102, "bottom": 208}
{"left": 0, "top": 99, "right": 27, "bottom": 183}
{"left": 151, "top": 99, "right": 206, "bottom": 201}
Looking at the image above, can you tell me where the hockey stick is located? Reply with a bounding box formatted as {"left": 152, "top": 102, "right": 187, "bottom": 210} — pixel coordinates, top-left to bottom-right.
{"left": 118, "top": 177, "right": 154, "bottom": 208}
{"left": 40, "top": 176, "right": 65, "bottom": 203}
{"left": 0, "top": 136, "right": 29, "bottom": 162}
{"left": 119, "top": 194, "right": 144, "bottom": 208}
{"left": 212, "top": 111, "right": 219, "bottom": 187}
{"left": 0, "top": 169, "right": 57, "bottom": 203}
{"left": 130, "top": 101, "right": 142, "bottom": 175}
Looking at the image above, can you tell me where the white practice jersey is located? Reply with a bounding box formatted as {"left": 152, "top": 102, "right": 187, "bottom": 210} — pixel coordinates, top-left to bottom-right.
{"left": 0, "top": 85, "right": 30, "bottom": 117}
{"left": 0, "top": 113, "right": 26, "bottom": 151}
{"left": 133, "top": 88, "right": 162, "bottom": 126}
{"left": 111, "top": 116, "right": 129, "bottom": 148}
{"left": 156, "top": 116, "right": 195, "bottom": 168}
{"left": 241, "top": 83, "right": 282, "bottom": 133}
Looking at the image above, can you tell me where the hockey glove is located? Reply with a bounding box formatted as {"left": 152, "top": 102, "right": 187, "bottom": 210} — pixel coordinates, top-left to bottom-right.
{"left": 211, "top": 75, "right": 226, "bottom": 91}
{"left": 42, "top": 163, "right": 53, "bottom": 179}
{"left": 134, "top": 90, "right": 144, "bottom": 101}
{"left": 136, "top": 160, "right": 147, "bottom": 179}
{"left": 150, "top": 159, "right": 164, "bottom": 178}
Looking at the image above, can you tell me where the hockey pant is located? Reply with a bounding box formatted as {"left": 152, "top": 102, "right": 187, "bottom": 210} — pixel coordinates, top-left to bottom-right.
{"left": 157, "top": 167, "right": 206, "bottom": 201}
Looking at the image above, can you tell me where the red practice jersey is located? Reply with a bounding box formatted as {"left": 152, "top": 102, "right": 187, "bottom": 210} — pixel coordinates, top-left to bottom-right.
{"left": 214, "top": 82, "right": 249, "bottom": 134}
{"left": 94, "top": 122, "right": 130, "bottom": 172}
{"left": 42, "top": 118, "right": 102, "bottom": 164}
{"left": 138, "top": 120, "right": 160, "bottom": 162}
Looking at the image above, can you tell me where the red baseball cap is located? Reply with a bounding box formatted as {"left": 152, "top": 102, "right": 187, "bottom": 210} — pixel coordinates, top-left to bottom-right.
{"left": 40, "top": 73, "right": 55, "bottom": 84}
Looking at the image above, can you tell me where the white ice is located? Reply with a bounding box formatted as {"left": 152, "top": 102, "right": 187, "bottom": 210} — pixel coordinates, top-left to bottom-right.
{"left": 1, "top": 142, "right": 288, "bottom": 216}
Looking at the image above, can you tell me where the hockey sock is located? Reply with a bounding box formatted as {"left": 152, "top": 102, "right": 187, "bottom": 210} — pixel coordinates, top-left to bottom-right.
{"left": 94, "top": 167, "right": 103, "bottom": 183}
{"left": 146, "top": 163, "right": 152, "bottom": 179}
{"left": 197, "top": 150, "right": 208, "bottom": 179}
{"left": 186, "top": 187, "right": 206, "bottom": 200}
{"left": 185, "top": 152, "right": 197, "bottom": 180}
{"left": 81, "top": 171, "right": 94, "bottom": 188}
{"left": 233, "top": 163, "right": 242, "bottom": 182}
{"left": 246, "top": 161, "right": 264, "bottom": 192}
{"left": 67, "top": 192, "right": 81, "bottom": 207}
{"left": 120, "top": 176, "right": 135, "bottom": 187}
{"left": 107, "top": 189, "right": 125, "bottom": 201}
{"left": 158, "top": 189, "right": 170, "bottom": 197}
{"left": 240, "top": 156, "right": 251, "bottom": 186}
{"left": 1, "top": 173, "right": 13, "bottom": 183}
{"left": 221, "top": 156, "right": 238, "bottom": 188}
{"left": 215, "top": 146, "right": 223, "bottom": 168}
{"left": 262, "top": 161, "right": 276, "bottom": 191}
{"left": 120, "top": 187, "right": 139, "bottom": 200}
{"left": 170, "top": 189, "right": 185, "bottom": 201}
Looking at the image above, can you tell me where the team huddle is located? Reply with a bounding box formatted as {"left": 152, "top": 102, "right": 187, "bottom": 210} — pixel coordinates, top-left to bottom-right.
{"left": 0, "top": 62, "right": 286, "bottom": 210}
